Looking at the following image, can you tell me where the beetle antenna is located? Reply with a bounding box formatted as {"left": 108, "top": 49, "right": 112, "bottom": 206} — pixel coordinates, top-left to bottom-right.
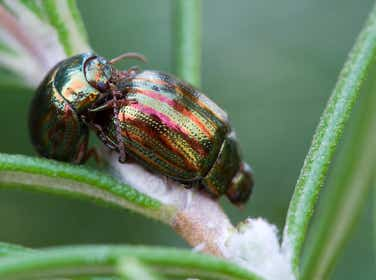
{"left": 110, "top": 52, "right": 148, "bottom": 64}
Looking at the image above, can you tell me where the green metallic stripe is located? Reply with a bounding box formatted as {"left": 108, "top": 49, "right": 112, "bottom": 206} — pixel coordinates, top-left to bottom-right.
{"left": 123, "top": 105, "right": 202, "bottom": 168}
{"left": 129, "top": 82, "right": 219, "bottom": 138}
{"left": 136, "top": 71, "right": 227, "bottom": 128}
{"left": 119, "top": 122, "right": 188, "bottom": 170}
{"left": 119, "top": 106, "right": 202, "bottom": 177}
{"left": 128, "top": 92, "right": 211, "bottom": 150}
{"left": 120, "top": 126, "right": 198, "bottom": 180}
{"left": 42, "top": 0, "right": 73, "bottom": 55}
{"left": 124, "top": 123, "right": 199, "bottom": 176}
{"left": 131, "top": 72, "right": 227, "bottom": 135}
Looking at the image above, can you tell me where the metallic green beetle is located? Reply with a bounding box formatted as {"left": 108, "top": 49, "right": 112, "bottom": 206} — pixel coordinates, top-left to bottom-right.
{"left": 29, "top": 53, "right": 254, "bottom": 205}
{"left": 29, "top": 53, "right": 112, "bottom": 163}
{"left": 91, "top": 70, "right": 254, "bottom": 204}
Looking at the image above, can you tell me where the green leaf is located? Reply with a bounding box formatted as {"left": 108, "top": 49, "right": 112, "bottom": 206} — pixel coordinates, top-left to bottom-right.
{"left": 0, "top": 242, "right": 33, "bottom": 257}
{"left": 0, "top": 153, "right": 176, "bottom": 223}
{"left": 0, "top": 242, "right": 116, "bottom": 279}
{"left": 173, "top": 0, "right": 202, "bottom": 87}
{"left": 0, "top": 245, "right": 262, "bottom": 280}
{"left": 282, "top": 2, "right": 376, "bottom": 276}
{"left": 301, "top": 63, "right": 376, "bottom": 279}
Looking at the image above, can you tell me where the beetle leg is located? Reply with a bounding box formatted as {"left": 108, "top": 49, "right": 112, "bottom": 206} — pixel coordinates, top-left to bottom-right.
{"left": 80, "top": 147, "right": 103, "bottom": 165}
{"left": 127, "top": 65, "right": 141, "bottom": 75}
{"left": 72, "top": 135, "right": 102, "bottom": 165}
{"left": 93, "top": 124, "right": 118, "bottom": 151}
{"left": 89, "top": 99, "right": 128, "bottom": 112}
{"left": 110, "top": 84, "right": 127, "bottom": 163}
{"left": 81, "top": 116, "right": 118, "bottom": 151}
{"left": 89, "top": 97, "right": 136, "bottom": 113}
{"left": 88, "top": 102, "right": 112, "bottom": 112}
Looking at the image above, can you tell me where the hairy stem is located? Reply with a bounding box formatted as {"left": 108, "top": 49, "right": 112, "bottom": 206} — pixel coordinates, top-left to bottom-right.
{"left": 173, "top": 0, "right": 202, "bottom": 87}
{"left": 106, "top": 151, "right": 234, "bottom": 257}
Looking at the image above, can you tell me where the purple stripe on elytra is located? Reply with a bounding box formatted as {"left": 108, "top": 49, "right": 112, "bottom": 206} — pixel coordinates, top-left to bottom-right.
{"left": 129, "top": 88, "right": 213, "bottom": 138}
{"left": 128, "top": 103, "right": 207, "bottom": 156}
{"left": 130, "top": 103, "right": 183, "bottom": 133}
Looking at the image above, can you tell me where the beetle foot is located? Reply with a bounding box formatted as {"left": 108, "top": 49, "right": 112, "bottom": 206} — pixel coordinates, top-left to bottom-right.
{"left": 118, "top": 153, "right": 127, "bottom": 163}
{"left": 80, "top": 147, "right": 104, "bottom": 166}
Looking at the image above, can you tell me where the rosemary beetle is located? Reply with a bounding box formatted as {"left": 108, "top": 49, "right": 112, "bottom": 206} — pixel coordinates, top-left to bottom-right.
{"left": 90, "top": 70, "right": 254, "bottom": 205}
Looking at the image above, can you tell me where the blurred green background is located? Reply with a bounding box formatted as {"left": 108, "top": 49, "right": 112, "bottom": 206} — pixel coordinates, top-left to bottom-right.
{"left": 0, "top": 0, "right": 374, "bottom": 278}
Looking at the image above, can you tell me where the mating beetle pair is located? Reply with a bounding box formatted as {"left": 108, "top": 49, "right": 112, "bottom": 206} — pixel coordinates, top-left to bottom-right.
{"left": 29, "top": 52, "right": 254, "bottom": 205}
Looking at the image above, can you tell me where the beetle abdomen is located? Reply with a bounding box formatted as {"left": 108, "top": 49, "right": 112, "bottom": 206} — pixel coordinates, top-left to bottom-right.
{"left": 202, "top": 132, "right": 253, "bottom": 204}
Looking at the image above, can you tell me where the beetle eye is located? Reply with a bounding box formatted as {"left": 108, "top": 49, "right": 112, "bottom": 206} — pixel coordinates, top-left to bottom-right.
{"left": 84, "top": 56, "right": 112, "bottom": 91}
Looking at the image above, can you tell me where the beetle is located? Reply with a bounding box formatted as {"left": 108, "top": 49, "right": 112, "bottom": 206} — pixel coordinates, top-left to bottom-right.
{"left": 28, "top": 52, "right": 141, "bottom": 163}
{"left": 29, "top": 52, "right": 254, "bottom": 204}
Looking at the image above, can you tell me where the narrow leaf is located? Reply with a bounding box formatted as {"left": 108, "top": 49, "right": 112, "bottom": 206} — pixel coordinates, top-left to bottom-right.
{"left": 301, "top": 67, "right": 376, "bottom": 279}
{"left": 0, "top": 242, "right": 33, "bottom": 257}
{"left": 0, "top": 153, "right": 175, "bottom": 223}
{"left": 173, "top": 0, "right": 202, "bottom": 87}
{"left": 0, "top": 245, "right": 262, "bottom": 280}
{"left": 282, "top": 3, "right": 376, "bottom": 275}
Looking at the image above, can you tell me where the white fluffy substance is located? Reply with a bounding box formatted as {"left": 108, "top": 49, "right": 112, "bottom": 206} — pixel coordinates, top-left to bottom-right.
{"left": 224, "top": 218, "right": 295, "bottom": 280}
{"left": 106, "top": 150, "right": 192, "bottom": 208}
{"left": 105, "top": 149, "right": 234, "bottom": 253}
{"left": 106, "top": 150, "right": 294, "bottom": 277}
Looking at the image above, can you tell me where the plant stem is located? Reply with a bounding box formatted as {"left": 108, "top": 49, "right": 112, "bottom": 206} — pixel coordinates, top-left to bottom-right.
{"left": 106, "top": 152, "right": 234, "bottom": 257}
{"left": 282, "top": 3, "right": 376, "bottom": 275}
{"left": 173, "top": 0, "right": 202, "bottom": 87}
{"left": 0, "top": 245, "right": 262, "bottom": 280}
{"left": 301, "top": 73, "right": 376, "bottom": 278}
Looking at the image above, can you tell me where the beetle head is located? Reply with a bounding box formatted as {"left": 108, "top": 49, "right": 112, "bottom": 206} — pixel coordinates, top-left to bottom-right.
{"left": 84, "top": 55, "right": 113, "bottom": 92}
